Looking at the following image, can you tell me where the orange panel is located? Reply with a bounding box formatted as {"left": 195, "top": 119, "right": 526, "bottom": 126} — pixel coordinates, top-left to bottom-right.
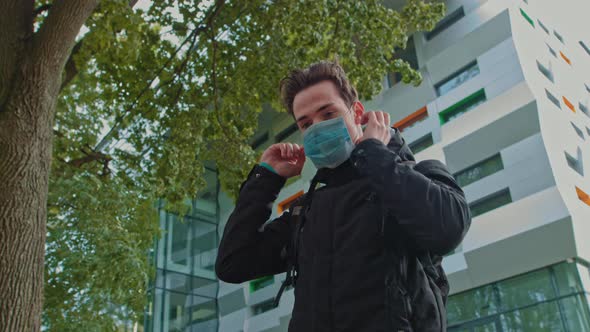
{"left": 576, "top": 186, "right": 590, "bottom": 206}
{"left": 393, "top": 106, "right": 428, "bottom": 132}
{"left": 278, "top": 190, "right": 304, "bottom": 214}
{"left": 563, "top": 96, "right": 576, "bottom": 112}
{"left": 560, "top": 51, "right": 571, "bottom": 65}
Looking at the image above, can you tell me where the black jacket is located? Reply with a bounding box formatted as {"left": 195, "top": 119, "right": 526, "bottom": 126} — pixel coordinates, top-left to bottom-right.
{"left": 216, "top": 129, "right": 471, "bottom": 331}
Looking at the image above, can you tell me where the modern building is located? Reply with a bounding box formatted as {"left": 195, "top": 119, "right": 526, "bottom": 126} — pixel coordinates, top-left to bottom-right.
{"left": 143, "top": 167, "right": 222, "bottom": 331}
{"left": 144, "top": 0, "right": 590, "bottom": 331}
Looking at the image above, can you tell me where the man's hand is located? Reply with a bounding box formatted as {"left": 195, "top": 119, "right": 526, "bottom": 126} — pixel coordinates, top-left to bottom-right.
{"left": 357, "top": 111, "right": 391, "bottom": 145}
{"left": 260, "top": 143, "right": 306, "bottom": 178}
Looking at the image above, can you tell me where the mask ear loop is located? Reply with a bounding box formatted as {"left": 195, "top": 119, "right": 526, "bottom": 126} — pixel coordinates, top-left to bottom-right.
{"left": 347, "top": 102, "right": 365, "bottom": 141}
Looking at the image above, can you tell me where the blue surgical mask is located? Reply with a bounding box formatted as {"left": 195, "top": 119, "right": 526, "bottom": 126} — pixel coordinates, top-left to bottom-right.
{"left": 303, "top": 116, "right": 355, "bottom": 169}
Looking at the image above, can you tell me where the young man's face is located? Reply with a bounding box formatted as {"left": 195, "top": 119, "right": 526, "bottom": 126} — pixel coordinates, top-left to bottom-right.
{"left": 292, "top": 80, "right": 364, "bottom": 143}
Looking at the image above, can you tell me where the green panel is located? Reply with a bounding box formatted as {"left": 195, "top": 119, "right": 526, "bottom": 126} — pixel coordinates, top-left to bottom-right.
{"left": 469, "top": 188, "right": 512, "bottom": 218}
{"left": 454, "top": 154, "right": 504, "bottom": 187}
{"left": 439, "top": 89, "right": 487, "bottom": 125}
{"left": 520, "top": 8, "right": 535, "bottom": 28}
{"left": 250, "top": 275, "right": 274, "bottom": 293}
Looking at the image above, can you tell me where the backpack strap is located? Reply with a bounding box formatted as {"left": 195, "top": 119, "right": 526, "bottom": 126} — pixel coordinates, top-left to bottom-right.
{"left": 273, "top": 174, "right": 322, "bottom": 307}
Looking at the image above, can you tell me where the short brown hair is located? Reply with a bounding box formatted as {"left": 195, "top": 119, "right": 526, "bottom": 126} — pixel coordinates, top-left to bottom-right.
{"left": 279, "top": 61, "right": 358, "bottom": 116}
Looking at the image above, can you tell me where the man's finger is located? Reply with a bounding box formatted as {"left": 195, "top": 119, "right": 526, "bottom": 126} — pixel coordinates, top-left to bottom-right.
{"left": 375, "top": 111, "right": 384, "bottom": 125}
{"left": 383, "top": 112, "right": 390, "bottom": 127}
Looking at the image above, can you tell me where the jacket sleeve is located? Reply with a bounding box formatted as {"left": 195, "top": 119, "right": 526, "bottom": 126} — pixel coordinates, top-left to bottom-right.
{"left": 215, "top": 165, "right": 292, "bottom": 283}
{"left": 349, "top": 139, "right": 472, "bottom": 256}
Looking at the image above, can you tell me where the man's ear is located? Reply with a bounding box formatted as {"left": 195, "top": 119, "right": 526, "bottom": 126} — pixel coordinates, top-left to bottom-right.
{"left": 352, "top": 101, "right": 365, "bottom": 124}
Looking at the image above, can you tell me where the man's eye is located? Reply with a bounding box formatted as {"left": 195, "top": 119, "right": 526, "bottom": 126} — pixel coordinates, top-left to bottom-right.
{"left": 302, "top": 123, "right": 311, "bottom": 129}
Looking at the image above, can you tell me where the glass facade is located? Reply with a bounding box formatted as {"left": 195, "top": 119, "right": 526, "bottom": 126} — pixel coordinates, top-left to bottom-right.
{"left": 469, "top": 188, "right": 512, "bottom": 218}
{"left": 454, "top": 154, "right": 504, "bottom": 188}
{"left": 425, "top": 6, "right": 465, "bottom": 41}
{"left": 144, "top": 167, "right": 220, "bottom": 332}
{"left": 448, "top": 261, "right": 590, "bottom": 331}
{"left": 409, "top": 133, "right": 434, "bottom": 154}
{"left": 435, "top": 61, "right": 480, "bottom": 96}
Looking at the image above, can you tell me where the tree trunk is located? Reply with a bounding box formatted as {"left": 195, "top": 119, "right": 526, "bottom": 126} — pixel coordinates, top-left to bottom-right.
{"left": 0, "top": 61, "right": 56, "bottom": 331}
{"left": 0, "top": 1, "right": 98, "bottom": 330}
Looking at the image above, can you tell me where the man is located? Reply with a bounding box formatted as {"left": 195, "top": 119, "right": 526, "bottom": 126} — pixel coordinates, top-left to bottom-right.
{"left": 216, "top": 61, "right": 471, "bottom": 331}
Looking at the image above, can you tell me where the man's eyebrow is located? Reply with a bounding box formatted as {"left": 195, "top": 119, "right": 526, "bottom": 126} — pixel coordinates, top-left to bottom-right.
{"left": 296, "top": 102, "right": 335, "bottom": 123}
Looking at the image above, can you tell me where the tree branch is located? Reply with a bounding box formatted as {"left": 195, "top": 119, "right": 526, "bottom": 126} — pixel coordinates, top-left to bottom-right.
{"left": 60, "top": 40, "right": 83, "bottom": 91}
{"left": 0, "top": 0, "right": 34, "bottom": 109}
{"left": 32, "top": 0, "right": 99, "bottom": 90}
{"left": 59, "top": 0, "right": 140, "bottom": 92}
{"left": 66, "top": 144, "right": 112, "bottom": 176}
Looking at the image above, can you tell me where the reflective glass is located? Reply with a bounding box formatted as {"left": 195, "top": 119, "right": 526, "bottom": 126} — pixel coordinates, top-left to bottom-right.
{"left": 436, "top": 62, "right": 480, "bottom": 96}
{"left": 191, "top": 217, "right": 217, "bottom": 274}
{"left": 553, "top": 262, "right": 584, "bottom": 296}
{"left": 560, "top": 294, "right": 590, "bottom": 331}
{"left": 499, "top": 301, "right": 563, "bottom": 332}
{"left": 447, "top": 285, "right": 499, "bottom": 325}
{"left": 455, "top": 154, "right": 503, "bottom": 188}
{"left": 496, "top": 269, "right": 555, "bottom": 311}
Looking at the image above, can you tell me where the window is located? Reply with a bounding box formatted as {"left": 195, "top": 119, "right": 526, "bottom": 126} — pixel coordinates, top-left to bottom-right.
{"left": 580, "top": 41, "right": 590, "bottom": 56}
{"left": 250, "top": 275, "right": 274, "bottom": 293}
{"left": 554, "top": 30, "right": 565, "bottom": 44}
{"left": 425, "top": 6, "right": 465, "bottom": 41}
{"left": 565, "top": 148, "right": 584, "bottom": 176}
{"left": 520, "top": 8, "right": 534, "bottom": 28}
{"left": 560, "top": 51, "right": 572, "bottom": 65}
{"left": 251, "top": 132, "right": 269, "bottom": 150}
{"left": 278, "top": 190, "right": 304, "bottom": 214}
{"left": 537, "top": 19, "right": 549, "bottom": 34}
{"left": 435, "top": 61, "right": 480, "bottom": 96}
{"left": 454, "top": 154, "right": 504, "bottom": 188}
{"left": 571, "top": 122, "right": 584, "bottom": 140}
{"left": 546, "top": 89, "right": 561, "bottom": 108}
{"left": 563, "top": 96, "right": 575, "bottom": 112}
{"left": 387, "top": 37, "right": 419, "bottom": 87}
{"left": 393, "top": 106, "right": 428, "bottom": 132}
{"left": 469, "top": 188, "right": 512, "bottom": 217}
{"left": 252, "top": 299, "right": 276, "bottom": 316}
{"left": 536, "top": 60, "right": 554, "bottom": 82}
{"left": 408, "top": 133, "right": 434, "bottom": 154}
{"left": 439, "top": 89, "right": 487, "bottom": 124}
{"left": 576, "top": 186, "right": 590, "bottom": 206}
{"left": 275, "top": 123, "right": 298, "bottom": 142}
{"left": 447, "top": 261, "right": 590, "bottom": 330}
{"left": 547, "top": 43, "right": 557, "bottom": 57}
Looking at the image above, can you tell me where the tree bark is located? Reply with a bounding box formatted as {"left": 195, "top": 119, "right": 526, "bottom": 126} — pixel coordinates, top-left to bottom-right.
{"left": 0, "top": 1, "right": 98, "bottom": 330}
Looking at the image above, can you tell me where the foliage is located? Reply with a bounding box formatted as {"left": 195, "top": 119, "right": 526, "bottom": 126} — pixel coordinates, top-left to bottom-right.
{"left": 41, "top": 0, "right": 444, "bottom": 329}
